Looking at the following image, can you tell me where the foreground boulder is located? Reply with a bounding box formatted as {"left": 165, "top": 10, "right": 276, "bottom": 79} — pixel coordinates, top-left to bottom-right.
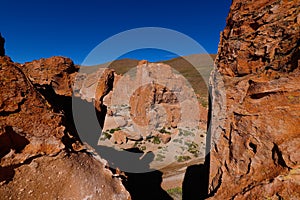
{"left": 0, "top": 56, "right": 131, "bottom": 199}
{"left": 208, "top": 0, "right": 300, "bottom": 199}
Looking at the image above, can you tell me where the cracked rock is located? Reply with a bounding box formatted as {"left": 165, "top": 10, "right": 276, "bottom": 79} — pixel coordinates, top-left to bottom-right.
{"left": 208, "top": 0, "right": 300, "bottom": 199}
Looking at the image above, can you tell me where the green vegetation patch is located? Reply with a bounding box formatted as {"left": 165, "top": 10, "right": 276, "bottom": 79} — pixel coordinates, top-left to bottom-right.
{"left": 166, "top": 187, "right": 182, "bottom": 197}
{"left": 152, "top": 136, "right": 161, "bottom": 144}
{"left": 187, "top": 141, "right": 200, "bottom": 157}
{"left": 155, "top": 153, "right": 166, "bottom": 162}
{"left": 176, "top": 155, "right": 191, "bottom": 162}
{"left": 159, "top": 127, "right": 171, "bottom": 134}
{"left": 100, "top": 131, "right": 112, "bottom": 141}
{"left": 108, "top": 127, "right": 121, "bottom": 134}
{"left": 140, "top": 146, "right": 146, "bottom": 151}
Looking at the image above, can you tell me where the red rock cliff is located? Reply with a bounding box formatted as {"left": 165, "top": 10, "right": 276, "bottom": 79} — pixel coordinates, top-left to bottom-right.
{"left": 208, "top": 0, "right": 300, "bottom": 199}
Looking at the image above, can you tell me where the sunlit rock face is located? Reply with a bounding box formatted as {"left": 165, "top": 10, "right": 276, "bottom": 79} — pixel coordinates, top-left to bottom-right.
{"left": 99, "top": 62, "right": 208, "bottom": 170}
{"left": 208, "top": 0, "right": 300, "bottom": 199}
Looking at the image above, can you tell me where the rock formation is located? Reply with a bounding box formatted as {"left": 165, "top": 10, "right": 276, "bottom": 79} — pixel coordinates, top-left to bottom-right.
{"left": 98, "top": 62, "right": 207, "bottom": 169}
{"left": 208, "top": 0, "right": 300, "bottom": 199}
{"left": 0, "top": 55, "right": 131, "bottom": 199}
{"left": 0, "top": 33, "right": 4, "bottom": 56}
{"left": 22, "top": 56, "right": 78, "bottom": 96}
{"left": 71, "top": 59, "right": 210, "bottom": 191}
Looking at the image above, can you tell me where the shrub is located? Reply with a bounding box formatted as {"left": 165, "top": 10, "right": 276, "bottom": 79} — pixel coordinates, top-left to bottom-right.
{"left": 100, "top": 131, "right": 112, "bottom": 140}
{"left": 176, "top": 155, "right": 191, "bottom": 162}
{"left": 140, "top": 146, "right": 146, "bottom": 151}
{"left": 109, "top": 127, "right": 121, "bottom": 134}
{"left": 159, "top": 127, "right": 171, "bottom": 134}
{"left": 187, "top": 142, "right": 199, "bottom": 157}
{"left": 152, "top": 136, "right": 161, "bottom": 144}
{"left": 155, "top": 154, "right": 165, "bottom": 162}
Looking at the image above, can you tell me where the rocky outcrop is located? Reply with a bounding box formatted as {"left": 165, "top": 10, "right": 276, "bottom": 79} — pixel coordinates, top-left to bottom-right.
{"left": 22, "top": 56, "right": 79, "bottom": 96}
{"left": 98, "top": 62, "right": 207, "bottom": 169}
{"left": 94, "top": 69, "right": 114, "bottom": 112}
{"left": 0, "top": 33, "right": 4, "bottom": 56}
{"left": 102, "top": 62, "right": 204, "bottom": 140}
{"left": 217, "top": 0, "right": 300, "bottom": 77}
{"left": 0, "top": 56, "right": 65, "bottom": 165}
{"left": 208, "top": 0, "right": 300, "bottom": 199}
{"left": 0, "top": 56, "right": 131, "bottom": 199}
{"left": 73, "top": 68, "right": 114, "bottom": 105}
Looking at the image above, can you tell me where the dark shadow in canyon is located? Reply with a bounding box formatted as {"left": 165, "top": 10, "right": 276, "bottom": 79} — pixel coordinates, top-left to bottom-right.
{"left": 91, "top": 146, "right": 172, "bottom": 200}
{"left": 124, "top": 169, "right": 173, "bottom": 200}
{"left": 182, "top": 92, "right": 212, "bottom": 200}
{"left": 182, "top": 155, "right": 210, "bottom": 200}
{"left": 122, "top": 149, "right": 173, "bottom": 200}
{"left": 71, "top": 97, "right": 172, "bottom": 200}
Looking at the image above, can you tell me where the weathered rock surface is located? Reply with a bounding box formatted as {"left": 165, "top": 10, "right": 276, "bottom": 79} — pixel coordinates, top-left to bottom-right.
{"left": 0, "top": 56, "right": 65, "bottom": 166}
{"left": 99, "top": 62, "right": 207, "bottom": 169}
{"left": 22, "top": 56, "right": 79, "bottom": 97}
{"left": 0, "top": 152, "right": 130, "bottom": 200}
{"left": 0, "top": 33, "right": 4, "bottom": 56}
{"left": 208, "top": 0, "right": 300, "bottom": 199}
{"left": 73, "top": 68, "right": 114, "bottom": 105}
{"left": 217, "top": 0, "right": 300, "bottom": 77}
{"left": 0, "top": 56, "right": 131, "bottom": 199}
{"left": 102, "top": 62, "right": 203, "bottom": 140}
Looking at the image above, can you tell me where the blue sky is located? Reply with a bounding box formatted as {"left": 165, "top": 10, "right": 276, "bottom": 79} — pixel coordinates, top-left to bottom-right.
{"left": 0, "top": 0, "right": 231, "bottom": 64}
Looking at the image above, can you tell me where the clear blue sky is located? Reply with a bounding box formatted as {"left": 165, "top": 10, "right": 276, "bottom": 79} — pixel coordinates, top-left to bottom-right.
{"left": 0, "top": 0, "right": 231, "bottom": 64}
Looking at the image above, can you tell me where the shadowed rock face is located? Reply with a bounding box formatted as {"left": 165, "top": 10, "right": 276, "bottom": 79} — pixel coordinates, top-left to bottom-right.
{"left": 208, "top": 0, "right": 300, "bottom": 199}
{"left": 0, "top": 33, "right": 4, "bottom": 56}
{"left": 0, "top": 56, "right": 131, "bottom": 199}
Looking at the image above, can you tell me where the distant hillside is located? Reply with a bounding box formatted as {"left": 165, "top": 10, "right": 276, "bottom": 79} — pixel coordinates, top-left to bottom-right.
{"left": 162, "top": 54, "right": 216, "bottom": 99}
{"left": 79, "top": 58, "right": 140, "bottom": 74}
